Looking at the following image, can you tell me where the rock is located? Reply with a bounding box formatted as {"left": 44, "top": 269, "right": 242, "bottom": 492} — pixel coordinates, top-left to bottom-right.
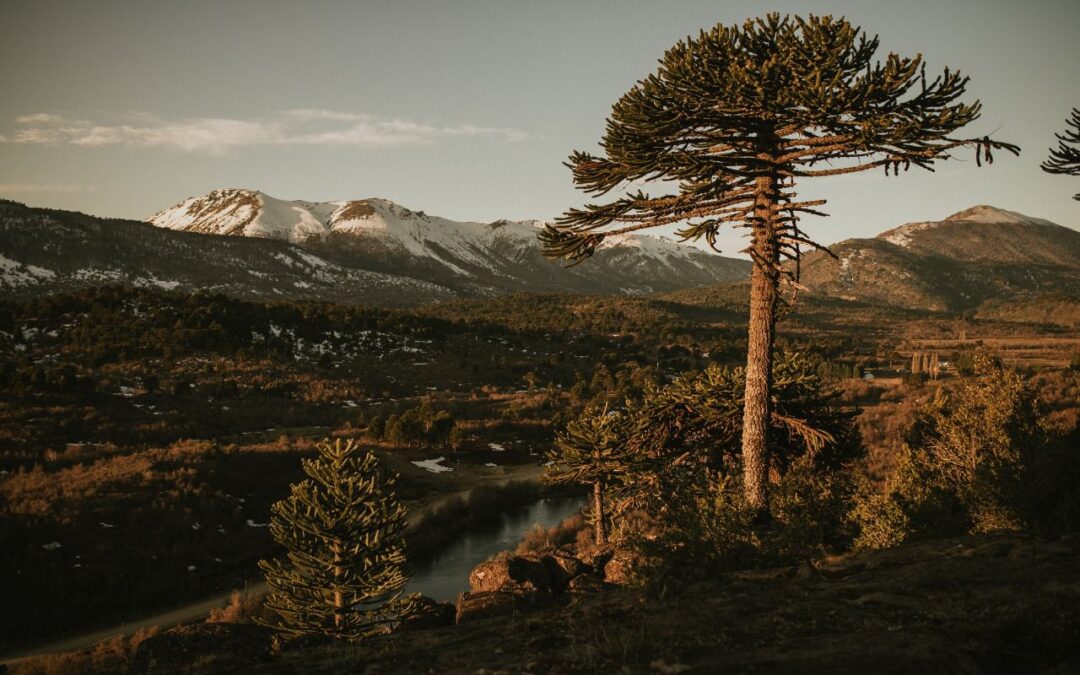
{"left": 401, "top": 595, "right": 456, "bottom": 631}
{"left": 602, "top": 549, "right": 641, "bottom": 585}
{"left": 567, "top": 574, "right": 607, "bottom": 594}
{"left": 577, "top": 544, "right": 615, "bottom": 573}
{"left": 132, "top": 623, "right": 274, "bottom": 674}
{"left": 469, "top": 552, "right": 561, "bottom": 594}
{"left": 455, "top": 591, "right": 544, "bottom": 624}
{"left": 546, "top": 550, "right": 586, "bottom": 581}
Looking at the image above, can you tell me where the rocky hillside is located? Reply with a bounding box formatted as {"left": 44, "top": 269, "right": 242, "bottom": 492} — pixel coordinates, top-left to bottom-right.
{"left": 799, "top": 206, "right": 1080, "bottom": 312}
{"left": 0, "top": 200, "right": 452, "bottom": 306}
{"left": 149, "top": 189, "right": 752, "bottom": 297}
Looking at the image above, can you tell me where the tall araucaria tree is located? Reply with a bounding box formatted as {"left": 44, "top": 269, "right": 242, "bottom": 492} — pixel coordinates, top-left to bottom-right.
{"left": 540, "top": 13, "right": 1018, "bottom": 517}
{"left": 258, "top": 438, "right": 419, "bottom": 640}
{"left": 1041, "top": 108, "right": 1080, "bottom": 200}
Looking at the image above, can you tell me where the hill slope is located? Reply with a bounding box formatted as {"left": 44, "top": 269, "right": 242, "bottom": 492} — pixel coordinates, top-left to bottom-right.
{"left": 0, "top": 200, "right": 452, "bottom": 306}
{"left": 798, "top": 206, "right": 1080, "bottom": 312}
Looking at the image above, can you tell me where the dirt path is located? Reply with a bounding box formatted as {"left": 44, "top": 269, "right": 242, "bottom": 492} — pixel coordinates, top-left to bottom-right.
{"left": 0, "top": 463, "right": 545, "bottom": 665}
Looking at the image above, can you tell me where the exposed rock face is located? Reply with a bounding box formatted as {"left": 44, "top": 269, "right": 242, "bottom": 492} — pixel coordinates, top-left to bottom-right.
{"left": 455, "top": 546, "right": 628, "bottom": 623}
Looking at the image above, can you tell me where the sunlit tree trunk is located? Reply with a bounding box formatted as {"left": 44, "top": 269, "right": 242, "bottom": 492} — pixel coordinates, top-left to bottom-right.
{"left": 741, "top": 170, "right": 780, "bottom": 514}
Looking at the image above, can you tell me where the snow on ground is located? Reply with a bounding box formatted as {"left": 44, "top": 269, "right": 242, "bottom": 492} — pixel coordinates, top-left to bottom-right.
{"left": 0, "top": 254, "right": 56, "bottom": 287}
{"left": 488, "top": 443, "right": 506, "bottom": 452}
{"left": 880, "top": 221, "right": 937, "bottom": 248}
{"left": 412, "top": 457, "right": 454, "bottom": 473}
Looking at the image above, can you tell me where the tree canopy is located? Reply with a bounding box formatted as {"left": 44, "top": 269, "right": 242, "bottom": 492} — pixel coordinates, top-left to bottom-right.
{"left": 1041, "top": 107, "right": 1080, "bottom": 200}
{"left": 541, "top": 13, "right": 1018, "bottom": 277}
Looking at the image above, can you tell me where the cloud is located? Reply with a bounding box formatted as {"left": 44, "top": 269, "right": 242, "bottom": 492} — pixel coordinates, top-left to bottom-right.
{"left": 0, "top": 110, "right": 528, "bottom": 153}
{"left": 0, "top": 183, "right": 95, "bottom": 193}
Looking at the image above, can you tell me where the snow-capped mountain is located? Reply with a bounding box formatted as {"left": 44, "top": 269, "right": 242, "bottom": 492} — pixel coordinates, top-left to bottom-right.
{"left": 149, "top": 189, "right": 751, "bottom": 295}
{"left": 0, "top": 199, "right": 453, "bottom": 306}
{"left": 799, "top": 206, "right": 1080, "bottom": 311}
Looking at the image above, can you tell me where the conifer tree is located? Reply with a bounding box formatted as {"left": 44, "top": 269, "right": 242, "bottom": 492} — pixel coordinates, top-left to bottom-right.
{"left": 258, "top": 438, "right": 419, "bottom": 640}
{"left": 547, "top": 407, "right": 627, "bottom": 545}
{"left": 1041, "top": 107, "right": 1080, "bottom": 200}
{"left": 541, "top": 14, "right": 1017, "bottom": 515}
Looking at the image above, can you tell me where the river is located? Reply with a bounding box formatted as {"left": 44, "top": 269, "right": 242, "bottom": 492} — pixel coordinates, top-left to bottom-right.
{"left": 405, "top": 495, "right": 585, "bottom": 602}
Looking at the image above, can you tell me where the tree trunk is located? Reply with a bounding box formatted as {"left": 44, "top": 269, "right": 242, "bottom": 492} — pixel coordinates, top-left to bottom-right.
{"left": 332, "top": 541, "right": 344, "bottom": 633}
{"left": 741, "top": 172, "right": 779, "bottom": 515}
{"left": 593, "top": 480, "right": 607, "bottom": 545}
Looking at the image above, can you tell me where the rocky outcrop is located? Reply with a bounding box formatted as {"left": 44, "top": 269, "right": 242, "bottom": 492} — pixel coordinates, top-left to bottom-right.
{"left": 401, "top": 595, "right": 456, "bottom": 631}
{"left": 455, "top": 545, "right": 627, "bottom": 623}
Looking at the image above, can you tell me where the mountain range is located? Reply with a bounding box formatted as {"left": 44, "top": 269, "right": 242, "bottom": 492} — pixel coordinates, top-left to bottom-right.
{"left": 1, "top": 192, "right": 1077, "bottom": 316}
{"left": 0, "top": 189, "right": 750, "bottom": 306}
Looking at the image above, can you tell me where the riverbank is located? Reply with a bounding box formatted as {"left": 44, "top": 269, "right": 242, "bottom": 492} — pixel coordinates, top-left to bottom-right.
{"left": 260, "top": 530, "right": 1080, "bottom": 674}
{"left": 0, "top": 462, "right": 559, "bottom": 666}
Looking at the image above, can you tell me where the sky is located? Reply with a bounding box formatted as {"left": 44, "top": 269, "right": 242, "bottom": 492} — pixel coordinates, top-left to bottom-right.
{"left": 1, "top": 0, "right": 1078, "bottom": 257}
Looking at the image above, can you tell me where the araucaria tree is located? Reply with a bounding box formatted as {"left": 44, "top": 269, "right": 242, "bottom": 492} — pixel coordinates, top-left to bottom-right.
{"left": 259, "top": 438, "right": 419, "bottom": 640}
{"left": 540, "top": 14, "right": 1018, "bottom": 516}
{"left": 1042, "top": 108, "right": 1080, "bottom": 200}
{"left": 547, "top": 407, "right": 627, "bottom": 545}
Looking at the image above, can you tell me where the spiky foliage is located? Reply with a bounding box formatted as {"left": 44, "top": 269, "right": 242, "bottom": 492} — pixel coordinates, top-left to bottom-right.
{"left": 546, "top": 406, "right": 629, "bottom": 544}
{"left": 258, "top": 438, "right": 419, "bottom": 640}
{"left": 610, "top": 353, "right": 862, "bottom": 568}
{"left": 1041, "top": 107, "right": 1080, "bottom": 200}
{"left": 541, "top": 13, "right": 1016, "bottom": 513}
{"left": 542, "top": 14, "right": 1018, "bottom": 264}
{"left": 616, "top": 353, "right": 861, "bottom": 512}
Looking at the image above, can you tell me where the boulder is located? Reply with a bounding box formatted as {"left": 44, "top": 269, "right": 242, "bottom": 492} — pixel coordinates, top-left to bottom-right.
{"left": 401, "top": 595, "right": 456, "bottom": 631}
{"left": 455, "top": 591, "right": 545, "bottom": 624}
{"left": 602, "top": 549, "right": 642, "bottom": 585}
{"left": 567, "top": 574, "right": 607, "bottom": 594}
{"left": 546, "top": 550, "right": 587, "bottom": 582}
{"left": 469, "top": 552, "right": 562, "bottom": 594}
{"left": 132, "top": 623, "right": 274, "bottom": 674}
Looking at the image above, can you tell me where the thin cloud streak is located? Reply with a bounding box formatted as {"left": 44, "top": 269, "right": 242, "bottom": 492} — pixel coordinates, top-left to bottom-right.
{"left": 0, "top": 183, "right": 96, "bottom": 193}
{"left": 0, "top": 110, "right": 528, "bottom": 153}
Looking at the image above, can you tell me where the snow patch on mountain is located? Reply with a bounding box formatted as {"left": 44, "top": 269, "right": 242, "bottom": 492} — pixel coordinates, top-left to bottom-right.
{"left": 944, "top": 205, "right": 1057, "bottom": 226}
{"left": 0, "top": 254, "right": 56, "bottom": 288}
{"left": 881, "top": 221, "right": 938, "bottom": 248}
{"left": 879, "top": 205, "right": 1059, "bottom": 249}
{"left": 149, "top": 189, "right": 728, "bottom": 278}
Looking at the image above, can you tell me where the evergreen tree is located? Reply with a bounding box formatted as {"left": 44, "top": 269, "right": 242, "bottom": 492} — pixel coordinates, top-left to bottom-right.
{"left": 547, "top": 406, "right": 628, "bottom": 545}
{"left": 1041, "top": 107, "right": 1080, "bottom": 200}
{"left": 540, "top": 14, "right": 1017, "bottom": 515}
{"left": 258, "top": 438, "right": 419, "bottom": 640}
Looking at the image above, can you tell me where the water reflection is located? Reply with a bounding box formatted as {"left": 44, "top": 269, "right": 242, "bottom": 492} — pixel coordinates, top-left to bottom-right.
{"left": 405, "top": 496, "right": 585, "bottom": 602}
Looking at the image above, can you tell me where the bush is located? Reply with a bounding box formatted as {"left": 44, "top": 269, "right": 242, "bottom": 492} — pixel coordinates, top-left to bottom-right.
{"left": 853, "top": 355, "right": 1080, "bottom": 549}
{"left": 600, "top": 353, "right": 864, "bottom": 576}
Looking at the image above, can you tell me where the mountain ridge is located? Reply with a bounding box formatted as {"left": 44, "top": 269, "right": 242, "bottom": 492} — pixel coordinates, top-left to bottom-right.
{"left": 147, "top": 188, "right": 752, "bottom": 296}
{"left": 799, "top": 205, "right": 1080, "bottom": 312}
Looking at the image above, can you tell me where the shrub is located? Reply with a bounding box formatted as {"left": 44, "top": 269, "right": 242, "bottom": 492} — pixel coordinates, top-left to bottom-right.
{"left": 853, "top": 355, "right": 1080, "bottom": 549}
{"left": 599, "top": 353, "right": 864, "bottom": 575}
